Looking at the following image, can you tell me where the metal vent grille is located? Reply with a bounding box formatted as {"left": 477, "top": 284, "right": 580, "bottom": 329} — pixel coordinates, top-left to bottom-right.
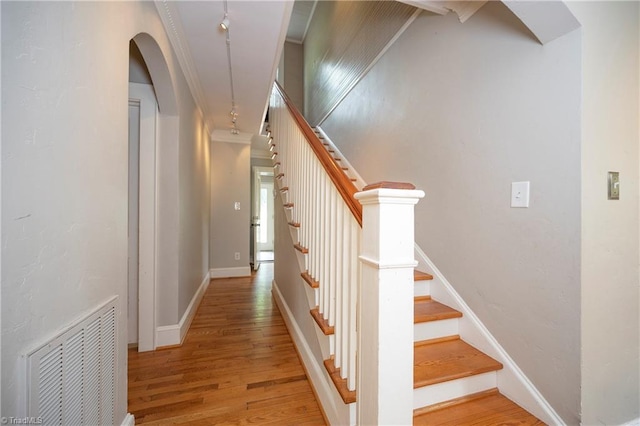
{"left": 27, "top": 297, "right": 117, "bottom": 425}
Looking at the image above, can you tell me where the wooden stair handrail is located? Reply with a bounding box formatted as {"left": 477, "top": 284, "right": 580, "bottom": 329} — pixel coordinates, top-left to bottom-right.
{"left": 274, "top": 81, "right": 363, "bottom": 226}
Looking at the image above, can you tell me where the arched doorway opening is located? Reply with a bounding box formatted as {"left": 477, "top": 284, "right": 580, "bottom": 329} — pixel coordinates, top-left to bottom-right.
{"left": 128, "top": 33, "right": 179, "bottom": 352}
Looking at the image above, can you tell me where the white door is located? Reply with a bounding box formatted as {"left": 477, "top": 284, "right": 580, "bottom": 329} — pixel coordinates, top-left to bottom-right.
{"left": 258, "top": 180, "right": 275, "bottom": 252}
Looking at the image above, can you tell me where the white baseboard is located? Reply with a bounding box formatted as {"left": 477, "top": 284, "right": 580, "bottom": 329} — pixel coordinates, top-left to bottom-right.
{"left": 209, "top": 266, "right": 251, "bottom": 278}
{"left": 121, "top": 413, "right": 135, "bottom": 426}
{"left": 272, "top": 279, "right": 352, "bottom": 426}
{"left": 156, "top": 271, "right": 211, "bottom": 348}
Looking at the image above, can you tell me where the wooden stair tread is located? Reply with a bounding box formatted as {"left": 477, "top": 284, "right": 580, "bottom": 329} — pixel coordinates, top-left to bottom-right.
{"left": 310, "top": 307, "right": 334, "bottom": 335}
{"left": 414, "top": 338, "right": 503, "bottom": 388}
{"left": 414, "top": 270, "right": 434, "bottom": 281}
{"left": 324, "top": 357, "right": 356, "bottom": 404}
{"left": 414, "top": 298, "right": 462, "bottom": 323}
{"left": 301, "top": 271, "right": 319, "bottom": 289}
{"left": 413, "top": 388, "right": 545, "bottom": 425}
{"left": 294, "top": 243, "right": 308, "bottom": 254}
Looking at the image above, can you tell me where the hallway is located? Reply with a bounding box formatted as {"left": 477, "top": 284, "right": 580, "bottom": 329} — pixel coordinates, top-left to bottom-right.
{"left": 128, "top": 263, "right": 326, "bottom": 425}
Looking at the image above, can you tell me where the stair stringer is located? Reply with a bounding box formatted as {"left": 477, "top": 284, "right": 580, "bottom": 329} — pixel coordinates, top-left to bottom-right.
{"left": 272, "top": 175, "right": 356, "bottom": 425}
{"left": 414, "top": 244, "right": 565, "bottom": 425}
{"left": 272, "top": 281, "right": 354, "bottom": 425}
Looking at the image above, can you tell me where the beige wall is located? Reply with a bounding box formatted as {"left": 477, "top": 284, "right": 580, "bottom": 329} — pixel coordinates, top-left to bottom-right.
{"left": 315, "top": 2, "right": 582, "bottom": 421}
{"left": 303, "top": 0, "right": 416, "bottom": 125}
{"left": 283, "top": 41, "right": 304, "bottom": 113}
{"left": 566, "top": 2, "right": 640, "bottom": 424}
{"left": 210, "top": 142, "right": 251, "bottom": 270}
{"left": 1, "top": 1, "right": 210, "bottom": 418}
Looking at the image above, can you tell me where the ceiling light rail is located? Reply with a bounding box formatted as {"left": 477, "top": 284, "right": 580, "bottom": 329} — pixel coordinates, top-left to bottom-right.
{"left": 220, "top": 0, "right": 239, "bottom": 134}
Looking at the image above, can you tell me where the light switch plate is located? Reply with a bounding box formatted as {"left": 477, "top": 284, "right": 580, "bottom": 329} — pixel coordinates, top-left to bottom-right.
{"left": 511, "top": 181, "right": 530, "bottom": 208}
{"left": 608, "top": 171, "right": 619, "bottom": 200}
{"left": 234, "top": 202, "right": 241, "bottom": 210}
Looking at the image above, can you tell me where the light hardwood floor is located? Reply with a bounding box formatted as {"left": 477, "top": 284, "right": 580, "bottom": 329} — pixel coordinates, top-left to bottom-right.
{"left": 128, "top": 263, "right": 327, "bottom": 425}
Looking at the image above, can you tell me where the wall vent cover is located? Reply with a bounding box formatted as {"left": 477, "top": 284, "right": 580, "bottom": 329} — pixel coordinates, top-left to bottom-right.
{"left": 26, "top": 297, "right": 118, "bottom": 425}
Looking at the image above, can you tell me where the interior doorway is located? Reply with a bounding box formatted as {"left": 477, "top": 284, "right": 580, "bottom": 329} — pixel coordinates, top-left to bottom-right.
{"left": 128, "top": 40, "right": 158, "bottom": 352}
{"left": 252, "top": 167, "right": 275, "bottom": 270}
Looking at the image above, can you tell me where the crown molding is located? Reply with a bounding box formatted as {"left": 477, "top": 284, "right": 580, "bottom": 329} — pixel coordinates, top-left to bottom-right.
{"left": 251, "top": 150, "right": 273, "bottom": 160}
{"left": 210, "top": 129, "right": 253, "bottom": 145}
{"left": 155, "top": 0, "right": 213, "bottom": 129}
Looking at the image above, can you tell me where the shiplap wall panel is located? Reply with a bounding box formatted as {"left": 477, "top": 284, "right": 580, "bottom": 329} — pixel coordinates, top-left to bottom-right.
{"left": 304, "top": 0, "right": 417, "bottom": 125}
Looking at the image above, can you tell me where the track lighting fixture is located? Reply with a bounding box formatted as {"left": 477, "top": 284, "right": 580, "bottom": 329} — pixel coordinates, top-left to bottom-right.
{"left": 220, "top": 14, "right": 230, "bottom": 31}
{"left": 221, "top": 0, "right": 238, "bottom": 135}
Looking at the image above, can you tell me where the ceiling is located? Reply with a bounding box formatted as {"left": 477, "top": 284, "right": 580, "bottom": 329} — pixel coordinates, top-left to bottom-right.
{"left": 156, "top": 0, "right": 296, "bottom": 143}
{"left": 153, "top": 0, "right": 576, "bottom": 156}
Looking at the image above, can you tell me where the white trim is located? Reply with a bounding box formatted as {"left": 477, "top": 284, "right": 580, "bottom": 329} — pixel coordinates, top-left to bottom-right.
{"left": 210, "top": 129, "right": 253, "bottom": 144}
{"left": 209, "top": 266, "right": 252, "bottom": 278}
{"left": 271, "top": 279, "right": 351, "bottom": 426}
{"left": 155, "top": 271, "right": 210, "bottom": 347}
{"left": 154, "top": 0, "right": 211, "bottom": 129}
{"left": 129, "top": 83, "right": 158, "bottom": 353}
{"left": 414, "top": 244, "right": 565, "bottom": 425}
{"left": 358, "top": 255, "right": 417, "bottom": 270}
{"left": 413, "top": 371, "right": 497, "bottom": 409}
{"left": 155, "top": 324, "right": 180, "bottom": 348}
{"left": 121, "top": 413, "right": 135, "bottom": 426}
{"left": 251, "top": 150, "right": 273, "bottom": 160}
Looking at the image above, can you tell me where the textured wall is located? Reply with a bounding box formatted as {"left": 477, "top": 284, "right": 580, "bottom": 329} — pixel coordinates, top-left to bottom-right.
{"left": 210, "top": 142, "right": 251, "bottom": 270}
{"left": 566, "top": 2, "right": 640, "bottom": 424}
{"left": 1, "top": 1, "right": 210, "bottom": 418}
{"left": 315, "top": 2, "right": 582, "bottom": 421}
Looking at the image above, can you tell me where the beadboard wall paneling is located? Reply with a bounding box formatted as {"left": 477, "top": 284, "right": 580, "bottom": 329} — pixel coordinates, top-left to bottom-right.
{"left": 304, "top": 0, "right": 417, "bottom": 126}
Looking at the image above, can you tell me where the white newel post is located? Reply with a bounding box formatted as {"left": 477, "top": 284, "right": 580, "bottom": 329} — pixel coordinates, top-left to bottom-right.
{"left": 355, "top": 182, "right": 425, "bottom": 426}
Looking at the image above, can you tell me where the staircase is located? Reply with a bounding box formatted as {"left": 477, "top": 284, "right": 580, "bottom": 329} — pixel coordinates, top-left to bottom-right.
{"left": 268, "top": 82, "right": 552, "bottom": 425}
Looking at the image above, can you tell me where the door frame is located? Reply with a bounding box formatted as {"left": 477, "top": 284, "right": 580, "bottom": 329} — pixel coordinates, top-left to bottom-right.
{"left": 129, "top": 83, "right": 157, "bottom": 352}
{"left": 252, "top": 166, "right": 274, "bottom": 268}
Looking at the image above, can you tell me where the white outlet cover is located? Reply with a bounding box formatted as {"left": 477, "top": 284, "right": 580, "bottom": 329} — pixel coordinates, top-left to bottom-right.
{"left": 234, "top": 202, "right": 241, "bottom": 210}
{"left": 511, "top": 181, "right": 530, "bottom": 208}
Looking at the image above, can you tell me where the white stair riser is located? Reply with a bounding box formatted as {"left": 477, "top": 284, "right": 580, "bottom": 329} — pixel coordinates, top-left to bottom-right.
{"left": 414, "top": 318, "right": 459, "bottom": 342}
{"left": 288, "top": 225, "right": 299, "bottom": 245}
{"left": 413, "top": 371, "right": 497, "bottom": 409}
{"left": 414, "top": 280, "right": 430, "bottom": 297}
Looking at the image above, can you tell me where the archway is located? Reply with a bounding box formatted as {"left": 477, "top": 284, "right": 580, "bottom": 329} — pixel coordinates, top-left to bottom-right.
{"left": 128, "top": 33, "right": 179, "bottom": 352}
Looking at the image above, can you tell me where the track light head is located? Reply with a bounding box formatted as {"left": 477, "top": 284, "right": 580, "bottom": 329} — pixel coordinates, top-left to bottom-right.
{"left": 220, "top": 15, "right": 230, "bottom": 31}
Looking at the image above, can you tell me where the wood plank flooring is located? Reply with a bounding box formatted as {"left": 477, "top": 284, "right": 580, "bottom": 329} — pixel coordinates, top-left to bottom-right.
{"left": 128, "top": 263, "right": 327, "bottom": 425}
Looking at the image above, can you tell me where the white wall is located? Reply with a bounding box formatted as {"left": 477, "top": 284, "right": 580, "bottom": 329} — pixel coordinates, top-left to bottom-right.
{"left": 566, "top": 2, "right": 640, "bottom": 425}
{"left": 210, "top": 141, "right": 251, "bottom": 275}
{"left": 318, "top": 2, "right": 582, "bottom": 422}
{"left": 1, "top": 1, "right": 210, "bottom": 419}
